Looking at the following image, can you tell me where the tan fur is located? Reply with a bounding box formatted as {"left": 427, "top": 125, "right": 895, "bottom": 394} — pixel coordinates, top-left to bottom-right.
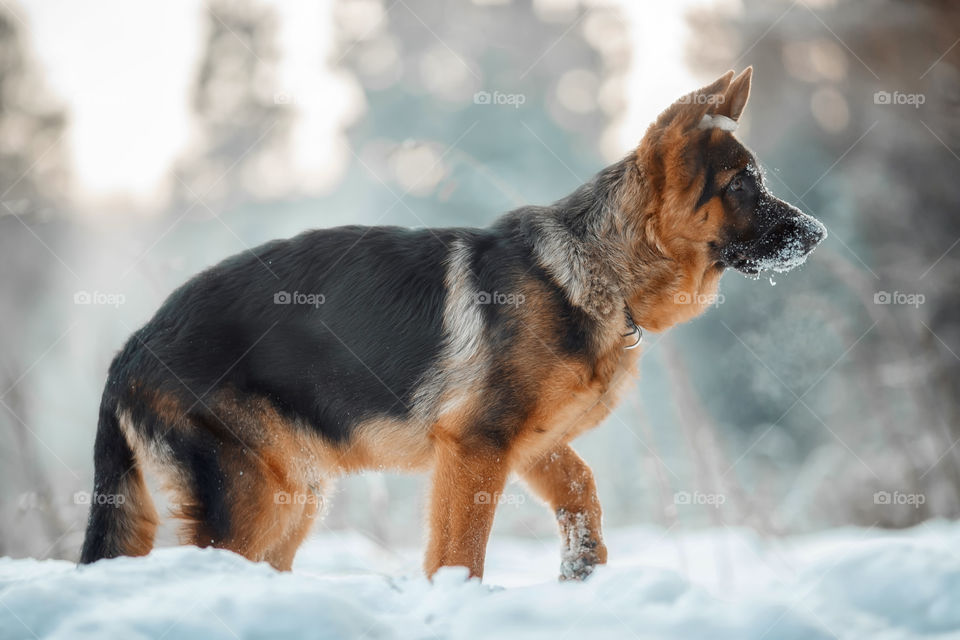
{"left": 424, "top": 426, "right": 508, "bottom": 578}
{"left": 507, "top": 346, "right": 642, "bottom": 470}
{"left": 518, "top": 444, "right": 607, "bottom": 575}
{"left": 114, "top": 469, "right": 160, "bottom": 557}
{"left": 615, "top": 71, "right": 754, "bottom": 332}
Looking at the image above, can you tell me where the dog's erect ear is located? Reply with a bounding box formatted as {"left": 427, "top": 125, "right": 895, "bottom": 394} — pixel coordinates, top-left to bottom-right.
{"left": 655, "top": 70, "right": 734, "bottom": 131}
{"left": 714, "top": 67, "right": 752, "bottom": 122}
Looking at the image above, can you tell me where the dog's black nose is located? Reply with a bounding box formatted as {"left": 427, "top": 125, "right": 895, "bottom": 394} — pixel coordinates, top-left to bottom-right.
{"left": 798, "top": 213, "right": 827, "bottom": 252}
{"left": 774, "top": 197, "right": 827, "bottom": 253}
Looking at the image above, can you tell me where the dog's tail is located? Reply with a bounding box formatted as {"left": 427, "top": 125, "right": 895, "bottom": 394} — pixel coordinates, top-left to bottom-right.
{"left": 79, "top": 392, "right": 158, "bottom": 564}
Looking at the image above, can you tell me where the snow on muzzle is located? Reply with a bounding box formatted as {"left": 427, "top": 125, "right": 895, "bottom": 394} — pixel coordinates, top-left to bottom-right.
{"left": 725, "top": 197, "right": 827, "bottom": 276}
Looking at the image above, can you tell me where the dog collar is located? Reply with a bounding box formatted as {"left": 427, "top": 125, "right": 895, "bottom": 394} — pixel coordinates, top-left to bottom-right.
{"left": 698, "top": 113, "right": 738, "bottom": 132}
{"left": 622, "top": 307, "right": 643, "bottom": 350}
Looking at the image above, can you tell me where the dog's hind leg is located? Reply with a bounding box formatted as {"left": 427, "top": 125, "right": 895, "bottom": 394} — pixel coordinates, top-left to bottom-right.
{"left": 167, "top": 408, "right": 319, "bottom": 571}
{"left": 519, "top": 443, "right": 607, "bottom": 580}
{"left": 424, "top": 437, "right": 508, "bottom": 579}
{"left": 262, "top": 484, "right": 324, "bottom": 571}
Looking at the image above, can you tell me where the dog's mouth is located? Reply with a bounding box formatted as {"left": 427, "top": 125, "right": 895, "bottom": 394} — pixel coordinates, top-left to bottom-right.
{"left": 722, "top": 201, "right": 827, "bottom": 277}
{"left": 727, "top": 253, "right": 761, "bottom": 275}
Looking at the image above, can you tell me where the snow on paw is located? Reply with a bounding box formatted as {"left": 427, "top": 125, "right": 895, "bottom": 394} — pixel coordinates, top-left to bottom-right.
{"left": 557, "top": 509, "right": 606, "bottom": 581}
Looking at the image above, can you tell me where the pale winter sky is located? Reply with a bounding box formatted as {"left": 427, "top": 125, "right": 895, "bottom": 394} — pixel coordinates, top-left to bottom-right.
{"left": 16, "top": 0, "right": 720, "bottom": 212}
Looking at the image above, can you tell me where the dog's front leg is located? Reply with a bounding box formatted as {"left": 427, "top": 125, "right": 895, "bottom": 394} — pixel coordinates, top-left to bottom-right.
{"left": 520, "top": 443, "right": 607, "bottom": 580}
{"left": 424, "top": 439, "right": 508, "bottom": 580}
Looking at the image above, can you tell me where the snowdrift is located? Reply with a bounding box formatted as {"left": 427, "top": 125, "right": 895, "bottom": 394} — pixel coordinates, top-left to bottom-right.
{"left": 2, "top": 522, "right": 960, "bottom": 639}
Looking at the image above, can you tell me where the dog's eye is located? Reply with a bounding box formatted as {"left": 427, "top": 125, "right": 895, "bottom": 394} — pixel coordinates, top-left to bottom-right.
{"left": 728, "top": 176, "right": 744, "bottom": 192}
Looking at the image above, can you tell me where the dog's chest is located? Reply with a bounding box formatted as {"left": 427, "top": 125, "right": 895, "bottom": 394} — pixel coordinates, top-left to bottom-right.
{"left": 510, "top": 346, "right": 642, "bottom": 464}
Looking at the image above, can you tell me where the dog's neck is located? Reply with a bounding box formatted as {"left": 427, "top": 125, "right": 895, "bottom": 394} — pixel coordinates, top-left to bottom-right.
{"left": 526, "top": 158, "right": 630, "bottom": 320}
{"left": 529, "top": 155, "right": 723, "bottom": 334}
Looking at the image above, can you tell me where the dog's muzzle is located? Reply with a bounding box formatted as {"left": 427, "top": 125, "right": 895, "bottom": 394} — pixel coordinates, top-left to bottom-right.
{"left": 724, "top": 198, "right": 827, "bottom": 276}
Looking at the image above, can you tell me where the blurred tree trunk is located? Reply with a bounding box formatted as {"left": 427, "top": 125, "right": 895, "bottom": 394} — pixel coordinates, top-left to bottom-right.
{"left": 170, "top": 0, "right": 293, "bottom": 213}
{"left": 0, "top": 6, "right": 71, "bottom": 557}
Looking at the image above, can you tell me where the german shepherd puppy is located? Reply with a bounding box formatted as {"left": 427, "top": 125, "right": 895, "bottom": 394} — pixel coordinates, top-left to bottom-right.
{"left": 80, "top": 69, "right": 825, "bottom": 580}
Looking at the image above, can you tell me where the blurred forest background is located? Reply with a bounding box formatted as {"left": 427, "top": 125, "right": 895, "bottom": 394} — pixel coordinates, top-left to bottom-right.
{"left": 1, "top": 0, "right": 958, "bottom": 561}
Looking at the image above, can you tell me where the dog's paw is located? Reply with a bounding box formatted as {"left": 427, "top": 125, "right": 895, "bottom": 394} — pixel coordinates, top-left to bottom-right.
{"left": 557, "top": 509, "right": 607, "bottom": 581}
{"left": 558, "top": 538, "right": 606, "bottom": 581}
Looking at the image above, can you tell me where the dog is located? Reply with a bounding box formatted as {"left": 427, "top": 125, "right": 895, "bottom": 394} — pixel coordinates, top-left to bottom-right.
{"left": 80, "top": 68, "right": 825, "bottom": 580}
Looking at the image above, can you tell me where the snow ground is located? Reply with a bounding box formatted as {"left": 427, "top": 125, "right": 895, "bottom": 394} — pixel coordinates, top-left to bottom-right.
{"left": 2, "top": 522, "right": 960, "bottom": 639}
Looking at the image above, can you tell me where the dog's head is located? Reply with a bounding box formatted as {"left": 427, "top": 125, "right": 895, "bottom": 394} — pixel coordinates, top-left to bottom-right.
{"left": 634, "top": 68, "right": 826, "bottom": 277}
